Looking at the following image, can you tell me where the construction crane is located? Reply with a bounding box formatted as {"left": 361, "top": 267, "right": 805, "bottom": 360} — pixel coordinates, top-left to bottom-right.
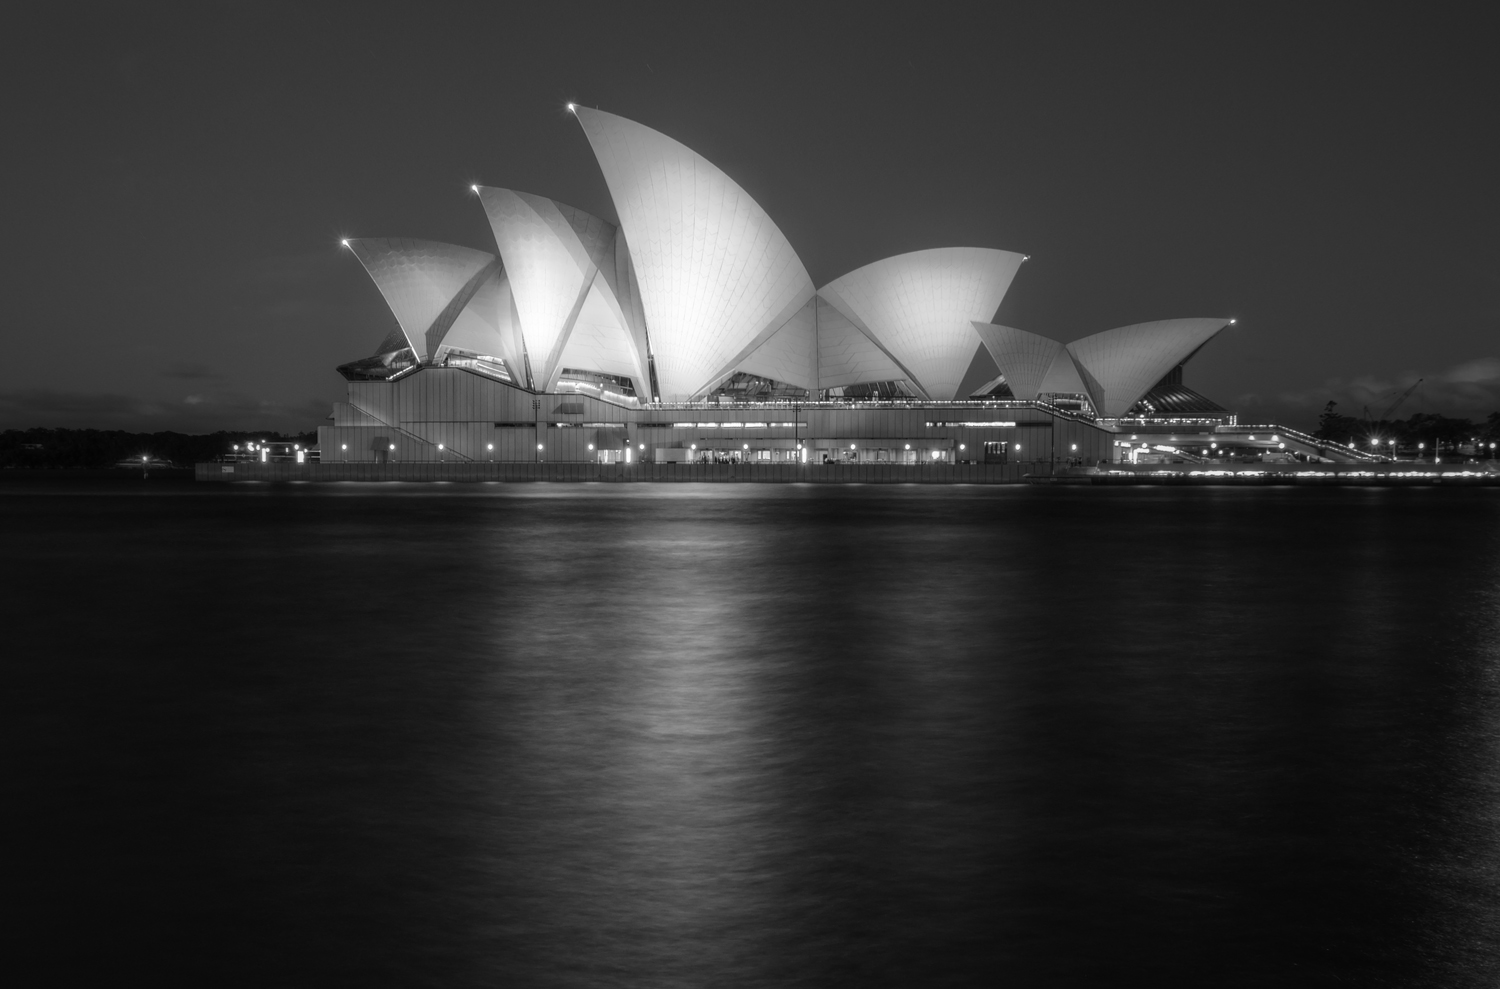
{"left": 1363, "top": 379, "right": 1423, "bottom": 427}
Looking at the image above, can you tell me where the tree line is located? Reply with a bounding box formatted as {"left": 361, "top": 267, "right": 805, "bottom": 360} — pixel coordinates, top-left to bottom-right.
{"left": 1315, "top": 402, "right": 1500, "bottom": 451}
{"left": 0, "top": 428, "right": 319, "bottom": 469}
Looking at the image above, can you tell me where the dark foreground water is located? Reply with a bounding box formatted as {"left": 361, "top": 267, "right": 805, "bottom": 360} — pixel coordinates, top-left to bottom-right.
{"left": 5, "top": 476, "right": 1500, "bottom": 987}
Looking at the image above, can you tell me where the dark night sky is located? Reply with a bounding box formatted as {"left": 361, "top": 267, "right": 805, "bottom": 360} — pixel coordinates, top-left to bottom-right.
{"left": 3, "top": 3, "right": 1496, "bottom": 432}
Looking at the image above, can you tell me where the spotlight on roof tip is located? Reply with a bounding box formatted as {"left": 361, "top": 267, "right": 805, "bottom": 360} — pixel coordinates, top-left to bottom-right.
{"left": 470, "top": 184, "right": 479, "bottom": 193}
{"left": 565, "top": 102, "right": 577, "bottom": 112}
{"left": 340, "top": 239, "right": 349, "bottom": 247}
{"left": 1229, "top": 318, "right": 1237, "bottom": 324}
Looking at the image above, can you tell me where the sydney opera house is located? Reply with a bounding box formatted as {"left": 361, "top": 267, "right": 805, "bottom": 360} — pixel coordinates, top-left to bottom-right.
{"left": 321, "top": 105, "right": 1244, "bottom": 468}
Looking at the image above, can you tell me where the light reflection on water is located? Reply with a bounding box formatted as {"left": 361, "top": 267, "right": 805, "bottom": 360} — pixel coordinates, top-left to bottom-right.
{"left": 5, "top": 479, "right": 1500, "bottom": 987}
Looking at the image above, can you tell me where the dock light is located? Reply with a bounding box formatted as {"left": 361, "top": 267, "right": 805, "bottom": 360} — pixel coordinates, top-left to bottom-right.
{"left": 537, "top": 443, "right": 544, "bottom": 450}
{"left": 690, "top": 444, "right": 696, "bottom": 450}
{"left": 232, "top": 444, "right": 238, "bottom": 450}
{"left": 487, "top": 443, "right": 493, "bottom": 450}
{"left": 1279, "top": 443, "right": 1286, "bottom": 449}
{"left": 743, "top": 443, "right": 749, "bottom": 450}
{"left": 931, "top": 450, "right": 941, "bottom": 460}
{"left": 1015, "top": 444, "right": 1022, "bottom": 452}
{"left": 587, "top": 443, "right": 594, "bottom": 451}
{"left": 390, "top": 444, "right": 396, "bottom": 450}
{"left": 437, "top": 444, "right": 444, "bottom": 450}
{"left": 142, "top": 455, "right": 148, "bottom": 462}
{"left": 1229, "top": 318, "right": 1237, "bottom": 324}
{"left": 904, "top": 444, "right": 910, "bottom": 450}
{"left": 959, "top": 443, "right": 965, "bottom": 451}
{"left": 1271, "top": 435, "right": 1279, "bottom": 441}
{"left": 1249, "top": 435, "right": 1256, "bottom": 441}
{"left": 341, "top": 444, "right": 347, "bottom": 450}
{"left": 1371, "top": 438, "right": 1379, "bottom": 447}
{"left": 1070, "top": 444, "right": 1077, "bottom": 451}
{"left": 850, "top": 444, "right": 856, "bottom": 450}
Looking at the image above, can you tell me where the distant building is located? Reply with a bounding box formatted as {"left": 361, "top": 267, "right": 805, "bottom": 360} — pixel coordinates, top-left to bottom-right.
{"left": 322, "top": 107, "right": 1250, "bottom": 467}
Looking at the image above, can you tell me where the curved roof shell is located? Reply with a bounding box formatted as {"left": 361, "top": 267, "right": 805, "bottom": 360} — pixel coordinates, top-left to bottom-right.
{"left": 971, "top": 323, "right": 1065, "bottom": 401}
{"left": 345, "top": 238, "right": 500, "bottom": 362}
{"left": 1064, "top": 318, "right": 1230, "bottom": 416}
{"left": 572, "top": 107, "right": 815, "bottom": 400}
{"left": 477, "top": 188, "right": 650, "bottom": 393}
{"left": 819, "top": 248, "right": 1026, "bottom": 400}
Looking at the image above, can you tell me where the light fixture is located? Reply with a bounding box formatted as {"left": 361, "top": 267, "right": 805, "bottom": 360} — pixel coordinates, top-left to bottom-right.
{"left": 537, "top": 443, "right": 544, "bottom": 450}
{"left": 566, "top": 102, "right": 577, "bottom": 112}
{"left": 471, "top": 184, "right": 479, "bottom": 193}
{"left": 587, "top": 443, "right": 594, "bottom": 451}
{"left": 487, "top": 443, "right": 494, "bottom": 450}
{"left": 437, "top": 444, "right": 444, "bottom": 450}
{"left": 340, "top": 239, "right": 349, "bottom": 247}
{"left": 389, "top": 444, "right": 396, "bottom": 451}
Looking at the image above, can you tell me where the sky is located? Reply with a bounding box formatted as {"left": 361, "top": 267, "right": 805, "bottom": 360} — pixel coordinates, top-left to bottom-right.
{"left": 2, "top": 3, "right": 1496, "bottom": 433}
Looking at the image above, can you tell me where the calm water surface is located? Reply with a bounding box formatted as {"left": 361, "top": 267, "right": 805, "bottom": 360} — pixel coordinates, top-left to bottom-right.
{"left": 5, "top": 477, "right": 1500, "bottom": 986}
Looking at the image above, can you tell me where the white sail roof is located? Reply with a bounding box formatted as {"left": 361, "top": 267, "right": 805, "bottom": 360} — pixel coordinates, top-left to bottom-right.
{"left": 819, "top": 248, "right": 1026, "bottom": 400}
{"left": 971, "top": 323, "right": 1065, "bottom": 401}
{"left": 437, "top": 269, "right": 526, "bottom": 375}
{"left": 814, "top": 296, "right": 908, "bottom": 390}
{"left": 345, "top": 238, "right": 499, "bottom": 361}
{"left": 572, "top": 106, "right": 815, "bottom": 400}
{"left": 1064, "top": 318, "right": 1231, "bottom": 416}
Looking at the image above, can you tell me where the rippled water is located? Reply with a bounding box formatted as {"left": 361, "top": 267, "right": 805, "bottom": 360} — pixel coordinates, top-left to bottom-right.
{"left": 6, "top": 477, "right": 1500, "bottom": 986}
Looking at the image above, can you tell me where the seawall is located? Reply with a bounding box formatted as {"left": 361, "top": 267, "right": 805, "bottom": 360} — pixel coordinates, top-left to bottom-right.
{"left": 196, "top": 461, "right": 1044, "bottom": 484}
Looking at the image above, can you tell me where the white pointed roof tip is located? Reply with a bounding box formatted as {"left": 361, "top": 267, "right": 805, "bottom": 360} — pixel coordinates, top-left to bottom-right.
{"left": 1065, "top": 317, "right": 1232, "bottom": 417}
{"left": 572, "top": 105, "right": 815, "bottom": 400}
{"left": 343, "top": 237, "right": 499, "bottom": 362}
{"left": 476, "top": 187, "right": 653, "bottom": 395}
{"left": 818, "top": 247, "right": 1027, "bottom": 400}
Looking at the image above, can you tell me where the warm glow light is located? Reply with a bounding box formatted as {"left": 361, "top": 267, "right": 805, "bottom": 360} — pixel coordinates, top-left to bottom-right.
{"left": 340, "top": 239, "right": 349, "bottom": 247}
{"left": 470, "top": 184, "right": 479, "bottom": 193}
{"left": 390, "top": 444, "right": 396, "bottom": 450}
{"left": 1229, "top": 318, "right": 1237, "bottom": 324}
{"left": 587, "top": 443, "right": 594, "bottom": 450}
{"left": 437, "top": 444, "right": 444, "bottom": 450}
{"left": 537, "top": 443, "right": 544, "bottom": 450}
{"left": 566, "top": 102, "right": 577, "bottom": 112}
